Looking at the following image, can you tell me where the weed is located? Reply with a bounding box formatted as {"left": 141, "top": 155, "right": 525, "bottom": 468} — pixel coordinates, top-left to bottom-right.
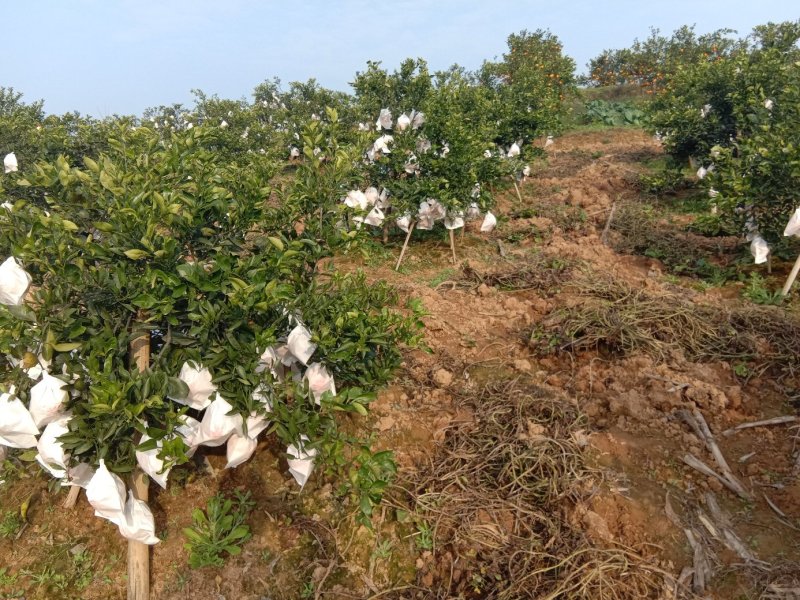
{"left": 428, "top": 268, "right": 456, "bottom": 288}
{"left": 0, "top": 510, "right": 22, "bottom": 538}
{"left": 742, "top": 273, "right": 783, "bottom": 306}
{"left": 183, "top": 490, "right": 255, "bottom": 569}
{"left": 371, "top": 539, "right": 393, "bottom": 561}
{"left": 414, "top": 520, "right": 433, "bottom": 550}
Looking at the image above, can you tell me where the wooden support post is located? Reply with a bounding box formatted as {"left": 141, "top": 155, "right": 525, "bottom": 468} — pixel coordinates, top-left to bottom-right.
{"left": 63, "top": 485, "right": 80, "bottom": 509}
{"left": 781, "top": 253, "right": 800, "bottom": 296}
{"left": 395, "top": 221, "right": 415, "bottom": 271}
{"left": 601, "top": 202, "right": 617, "bottom": 246}
{"left": 449, "top": 229, "right": 457, "bottom": 264}
{"left": 128, "top": 327, "right": 150, "bottom": 600}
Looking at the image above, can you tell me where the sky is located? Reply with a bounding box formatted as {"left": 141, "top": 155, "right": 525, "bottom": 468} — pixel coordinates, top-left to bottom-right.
{"left": 4, "top": 0, "right": 798, "bottom": 117}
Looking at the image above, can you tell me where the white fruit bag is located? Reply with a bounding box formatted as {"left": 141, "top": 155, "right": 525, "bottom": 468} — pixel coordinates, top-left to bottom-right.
{"left": 784, "top": 207, "right": 800, "bottom": 237}
{"left": 36, "top": 416, "right": 71, "bottom": 479}
{"left": 195, "top": 394, "right": 242, "bottom": 447}
{"left": 507, "top": 143, "right": 520, "bottom": 158}
{"left": 29, "top": 372, "right": 69, "bottom": 428}
{"left": 480, "top": 212, "right": 497, "bottom": 233}
{"left": 135, "top": 431, "right": 170, "bottom": 489}
{"left": 750, "top": 235, "right": 770, "bottom": 265}
{"left": 170, "top": 361, "right": 216, "bottom": 410}
{"left": 344, "top": 190, "right": 368, "bottom": 210}
{"left": 376, "top": 108, "right": 392, "bottom": 130}
{"left": 118, "top": 491, "right": 160, "bottom": 545}
{"left": 176, "top": 415, "right": 202, "bottom": 457}
{"left": 0, "top": 388, "right": 39, "bottom": 448}
{"left": 225, "top": 433, "right": 258, "bottom": 469}
{"left": 287, "top": 435, "right": 317, "bottom": 487}
{"left": 466, "top": 202, "right": 481, "bottom": 220}
{"left": 395, "top": 214, "right": 412, "bottom": 233}
{"left": 3, "top": 152, "right": 18, "bottom": 174}
{"left": 444, "top": 212, "right": 465, "bottom": 230}
{"left": 304, "top": 363, "right": 336, "bottom": 404}
{"left": 364, "top": 206, "right": 385, "bottom": 227}
{"left": 86, "top": 459, "right": 127, "bottom": 522}
{"left": 287, "top": 324, "right": 316, "bottom": 366}
{"left": 396, "top": 113, "right": 411, "bottom": 131}
{"left": 0, "top": 256, "right": 31, "bottom": 306}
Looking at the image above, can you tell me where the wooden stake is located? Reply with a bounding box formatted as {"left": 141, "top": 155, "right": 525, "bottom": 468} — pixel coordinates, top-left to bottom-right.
{"left": 781, "top": 253, "right": 800, "bottom": 296}
{"left": 511, "top": 178, "right": 522, "bottom": 204}
{"left": 767, "top": 254, "right": 772, "bottom": 274}
{"left": 128, "top": 327, "right": 150, "bottom": 600}
{"left": 395, "top": 221, "right": 415, "bottom": 271}
{"left": 63, "top": 485, "right": 80, "bottom": 509}
{"left": 449, "top": 229, "right": 457, "bottom": 264}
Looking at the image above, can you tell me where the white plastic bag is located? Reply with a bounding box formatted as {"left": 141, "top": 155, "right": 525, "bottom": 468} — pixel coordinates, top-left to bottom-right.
{"left": 410, "top": 110, "right": 425, "bottom": 129}
{"left": 36, "top": 416, "right": 71, "bottom": 479}
{"left": 544, "top": 136, "right": 554, "bottom": 148}
{"left": 484, "top": 149, "right": 492, "bottom": 158}
{"left": 396, "top": 113, "right": 411, "bottom": 131}
{"left": 784, "top": 207, "right": 800, "bottom": 237}
{"left": 3, "top": 153, "right": 18, "bottom": 174}
{"left": 289, "top": 146, "right": 300, "bottom": 159}
{"left": 750, "top": 235, "right": 770, "bottom": 265}
{"left": 0, "top": 256, "right": 31, "bottom": 306}
{"left": 466, "top": 202, "right": 481, "bottom": 220}
{"left": 764, "top": 98, "right": 774, "bottom": 111}
{"left": 171, "top": 361, "right": 216, "bottom": 410}
{"left": 701, "top": 104, "right": 712, "bottom": 118}
{"left": 225, "top": 433, "right": 258, "bottom": 469}
{"left": 507, "top": 143, "right": 520, "bottom": 158}
{"left": 522, "top": 165, "right": 531, "bottom": 177}
{"left": 305, "top": 363, "right": 336, "bottom": 404}
{"left": 376, "top": 108, "right": 393, "bottom": 130}
{"left": 416, "top": 137, "right": 432, "bottom": 154}
{"left": 287, "top": 435, "right": 317, "bottom": 487}
{"left": 29, "top": 372, "right": 69, "bottom": 428}
{"left": 480, "top": 212, "right": 497, "bottom": 233}
{"left": 256, "top": 345, "right": 283, "bottom": 379}
{"left": 287, "top": 324, "right": 316, "bottom": 366}
{"left": 195, "top": 394, "right": 242, "bottom": 447}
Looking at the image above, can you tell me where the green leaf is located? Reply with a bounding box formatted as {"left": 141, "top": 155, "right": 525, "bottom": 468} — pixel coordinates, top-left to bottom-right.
{"left": 124, "top": 249, "right": 149, "bottom": 260}
{"left": 267, "top": 237, "right": 284, "bottom": 251}
{"left": 53, "top": 342, "right": 81, "bottom": 352}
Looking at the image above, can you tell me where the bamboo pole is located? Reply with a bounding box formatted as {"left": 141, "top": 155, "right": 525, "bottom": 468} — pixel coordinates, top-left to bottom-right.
{"left": 449, "top": 229, "right": 457, "bottom": 264}
{"left": 395, "top": 221, "right": 415, "bottom": 271}
{"left": 781, "top": 253, "right": 800, "bottom": 296}
{"left": 601, "top": 202, "right": 617, "bottom": 246}
{"left": 128, "top": 327, "right": 150, "bottom": 600}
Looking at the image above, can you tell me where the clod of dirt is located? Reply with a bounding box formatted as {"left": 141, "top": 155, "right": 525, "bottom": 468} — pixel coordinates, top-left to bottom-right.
{"left": 433, "top": 368, "right": 454, "bottom": 387}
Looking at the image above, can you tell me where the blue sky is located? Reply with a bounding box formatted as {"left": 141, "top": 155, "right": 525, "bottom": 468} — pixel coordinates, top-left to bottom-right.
{"left": 4, "top": 1, "right": 798, "bottom": 116}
